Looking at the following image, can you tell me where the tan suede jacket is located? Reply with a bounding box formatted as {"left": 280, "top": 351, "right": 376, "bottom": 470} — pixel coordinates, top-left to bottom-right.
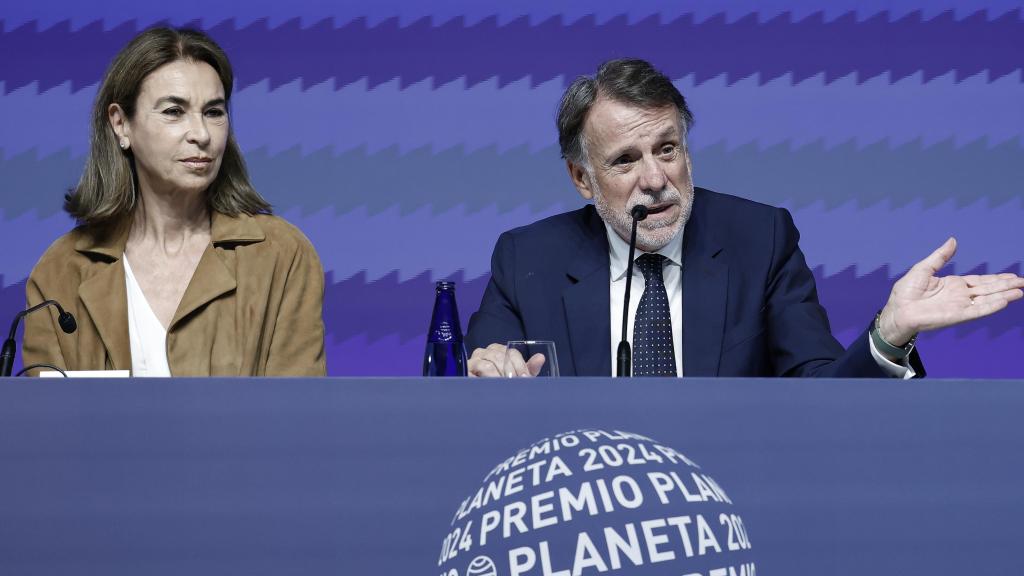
{"left": 23, "top": 212, "right": 326, "bottom": 376}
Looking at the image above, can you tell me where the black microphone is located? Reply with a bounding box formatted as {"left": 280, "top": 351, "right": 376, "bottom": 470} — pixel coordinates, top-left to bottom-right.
{"left": 616, "top": 205, "right": 648, "bottom": 377}
{"left": 1, "top": 300, "right": 76, "bottom": 377}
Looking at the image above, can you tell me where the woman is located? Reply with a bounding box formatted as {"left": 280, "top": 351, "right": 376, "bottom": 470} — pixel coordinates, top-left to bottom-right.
{"left": 23, "top": 27, "right": 326, "bottom": 376}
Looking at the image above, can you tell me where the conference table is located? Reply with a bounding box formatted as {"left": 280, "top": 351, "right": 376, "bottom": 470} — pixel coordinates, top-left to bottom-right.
{"left": 1, "top": 377, "right": 1020, "bottom": 575}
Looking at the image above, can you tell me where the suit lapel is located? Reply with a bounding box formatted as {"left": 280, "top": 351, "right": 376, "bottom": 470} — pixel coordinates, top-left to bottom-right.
{"left": 563, "top": 212, "right": 612, "bottom": 376}
{"left": 681, "top": 193, "right": 728, "bottom": 376}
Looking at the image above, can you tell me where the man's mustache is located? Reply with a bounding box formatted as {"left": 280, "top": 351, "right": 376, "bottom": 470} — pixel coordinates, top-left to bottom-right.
{"left": 627, "top": 188, "right": 682, "bottom": 210}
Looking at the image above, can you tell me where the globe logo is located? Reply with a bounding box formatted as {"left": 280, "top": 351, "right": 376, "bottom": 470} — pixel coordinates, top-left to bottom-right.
{"left": 437, "top": 429, "right": 756, "bottom": 576}
{"left": 466, "top": 555, "right": 498, "bottom": 576}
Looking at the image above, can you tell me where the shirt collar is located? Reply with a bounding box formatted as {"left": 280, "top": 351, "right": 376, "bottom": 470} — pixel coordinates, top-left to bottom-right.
{"left": 604, "top": 218, "right": 684, "bottom": 282}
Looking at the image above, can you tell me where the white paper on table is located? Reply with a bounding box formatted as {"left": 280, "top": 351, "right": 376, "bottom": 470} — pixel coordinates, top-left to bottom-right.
{"left": 39, "top": 370, "right": 131, "bottom": 378}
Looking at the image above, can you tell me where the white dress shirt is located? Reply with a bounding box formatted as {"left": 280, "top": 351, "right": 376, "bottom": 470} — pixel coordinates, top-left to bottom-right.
{"left": 124, "top": 255, "right": 172, "bottom": 377}
{"left": 606, "top": 222, "right": 685, "bottom": 377}
{"left": 603, "top": 222, "right": 913, "bottom": 378}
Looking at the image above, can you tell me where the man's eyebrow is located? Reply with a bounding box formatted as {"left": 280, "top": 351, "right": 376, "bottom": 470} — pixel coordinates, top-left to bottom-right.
{"left": 603, "top": 138, "right": 642, "bottom": 159}
{"left": 655, "top": 125, "right": 679, "bottom": 141}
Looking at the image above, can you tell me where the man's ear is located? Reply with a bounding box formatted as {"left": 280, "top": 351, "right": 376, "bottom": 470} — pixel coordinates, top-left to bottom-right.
{"left": 567, "top": 160, "right": 594, "bottom": 200}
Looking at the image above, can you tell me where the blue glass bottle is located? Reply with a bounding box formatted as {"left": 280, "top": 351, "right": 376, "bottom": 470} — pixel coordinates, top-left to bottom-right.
{"left": 423, "top": 281, "right": 468, "bottom": 377}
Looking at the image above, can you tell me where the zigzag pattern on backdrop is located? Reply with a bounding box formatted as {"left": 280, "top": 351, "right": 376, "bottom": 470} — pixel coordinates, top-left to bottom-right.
{"left": 1, "top": 4, "right": 1022, "bottom": 376}
{"left": 0, "top": 211, "right": 77, "bottom": 289}
{"left": 4, "top": 140, "right": 1021, "bottom": 220}
{"left": 3, "top": 1, "right": 1024, "bottom": 30}
{"left": 4, "top": 73, "right": 1024, "bottom": 157}
{"left": 2, "top": 12, "right": 1022, "bottom": 92}
{"left": 785, "top": 198, "right": 1024, "bottom": 276}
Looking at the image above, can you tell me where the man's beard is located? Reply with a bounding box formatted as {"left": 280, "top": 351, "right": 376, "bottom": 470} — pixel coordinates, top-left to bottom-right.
{"left": 593, "top": 182, "right": 694, "bottom": 253}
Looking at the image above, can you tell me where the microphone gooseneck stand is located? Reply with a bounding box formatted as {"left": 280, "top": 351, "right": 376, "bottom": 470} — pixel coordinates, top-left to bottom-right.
{"left": 1, "top": 300, "right": 77, "bottom": 377}
{"left": 16, "top": 364, "right": 69, "bottom": 377}
{"left": 616, "top": 205, "right": 649, "bottom": 377}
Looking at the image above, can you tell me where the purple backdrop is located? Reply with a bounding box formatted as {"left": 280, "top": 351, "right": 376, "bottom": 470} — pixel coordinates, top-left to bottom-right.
{"left": 1, "top": 2, "right": 1022, "bottom": 375}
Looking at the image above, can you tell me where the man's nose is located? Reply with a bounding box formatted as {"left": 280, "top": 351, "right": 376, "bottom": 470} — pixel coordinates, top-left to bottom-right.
{"left": 638, "top": 155, "right": 667, "bottom": 193}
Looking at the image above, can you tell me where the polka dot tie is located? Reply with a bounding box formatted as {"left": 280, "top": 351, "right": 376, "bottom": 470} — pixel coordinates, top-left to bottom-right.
{"left": 633, "top": 254, "right": 676, "bottom": 377}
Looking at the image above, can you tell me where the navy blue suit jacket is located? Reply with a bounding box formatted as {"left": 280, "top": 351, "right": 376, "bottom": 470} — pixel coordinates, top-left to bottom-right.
{"left": 466, "top": 188, "right": 923, "bottom": 377}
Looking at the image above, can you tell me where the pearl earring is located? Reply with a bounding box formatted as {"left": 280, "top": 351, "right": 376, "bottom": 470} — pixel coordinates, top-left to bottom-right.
{"left": 119, "top": 137, "right": 130, "bottom": 150}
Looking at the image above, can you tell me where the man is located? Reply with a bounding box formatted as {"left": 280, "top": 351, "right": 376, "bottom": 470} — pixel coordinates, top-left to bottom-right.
{"left": 465, "top": 58, "right": 1024, "bottom": 377}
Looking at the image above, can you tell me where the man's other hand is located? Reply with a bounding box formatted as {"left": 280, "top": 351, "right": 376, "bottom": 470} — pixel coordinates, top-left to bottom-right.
{"left": 879, "top": 237, "right": 1024, "bottom": 345}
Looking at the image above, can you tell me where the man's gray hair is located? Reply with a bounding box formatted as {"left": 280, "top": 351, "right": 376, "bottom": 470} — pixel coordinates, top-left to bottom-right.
{"left": 556, "top": 58, "right": 694, "bottom": 167}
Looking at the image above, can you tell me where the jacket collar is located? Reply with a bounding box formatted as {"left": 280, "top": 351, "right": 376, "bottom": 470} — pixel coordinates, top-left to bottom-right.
{"left": 210, "top": 211, "right": 266, "bottom": 244}
{"left": 73, "top": 218, "right": 130, "bottom": 261}
{"left": 74, "top": 211, "right": 267, "bottom": 260}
